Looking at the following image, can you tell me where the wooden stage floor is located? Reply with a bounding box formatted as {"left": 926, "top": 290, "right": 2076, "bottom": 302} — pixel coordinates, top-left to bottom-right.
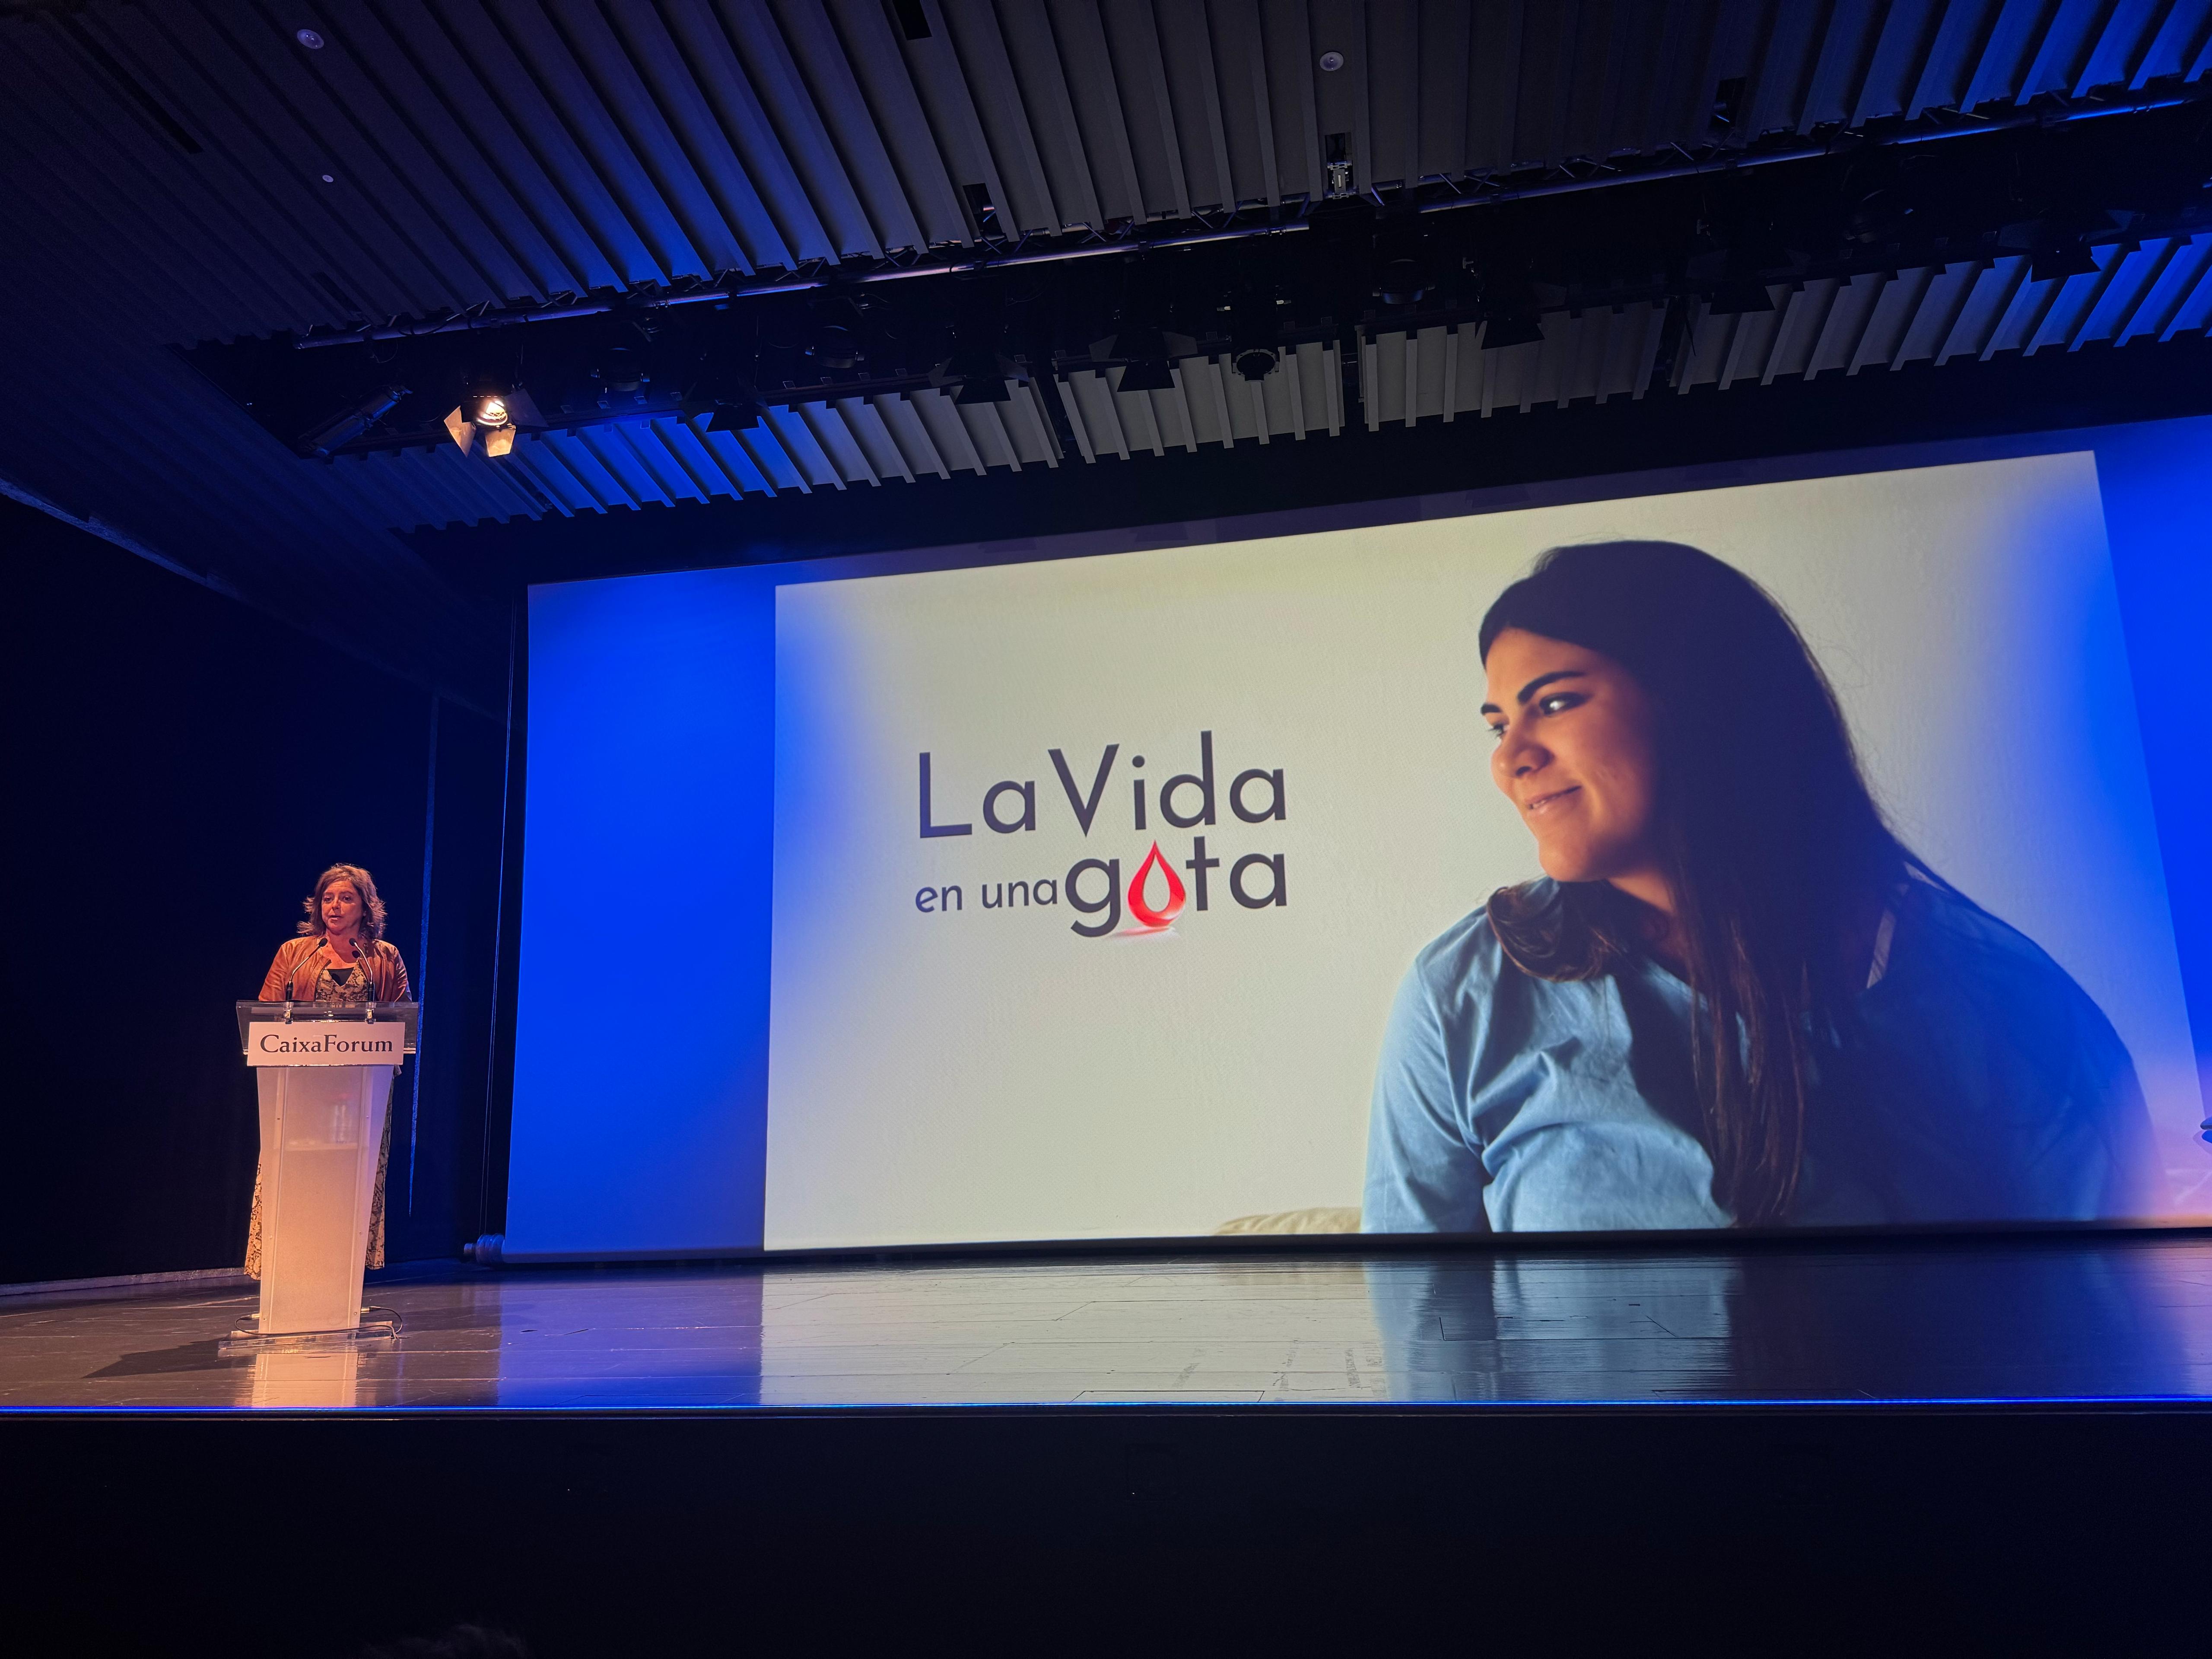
{"left": 6, "top": 1230, "right": 2211, "bottom": 1411}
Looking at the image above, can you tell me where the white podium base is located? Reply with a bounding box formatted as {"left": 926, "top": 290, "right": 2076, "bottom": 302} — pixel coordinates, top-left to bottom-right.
{"left": 252, "top": 1063, "right": 393, "bottom": 1337}
{"left": 220, "top": 1305, "right": 402, "bottom": 1355}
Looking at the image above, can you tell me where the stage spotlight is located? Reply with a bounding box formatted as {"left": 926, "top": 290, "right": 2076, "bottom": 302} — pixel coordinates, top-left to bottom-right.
{"left": 442, "top": 384, "right": 542, "bottom": 458}
{"left": 942, "top": 342, "right": 1016, "bottom": 403}
{"left": 1706, "top": 280, "right": 1777, "bottom": 315}
{"left": 2030, "top": 240, "right": 2100, "bottom": 281}
{"left": 938, "top": 278, "right": 1023, "bottom": 403}
{"left": 1116, "top": 360, "right": 1175, "bottom": 391}
{"left": 1114, "top": 353, "right": 1176, "bottom": 393}
{"left": 807, "top": 322, "right": 867, "bottom": 373}
{"left": 1098, "top": 324, "right": 1182, "bottom": 392}
{"left": 1478, "top": 311, "right": 1545, "bottom": 349}
{"left": 1232, "top": 346, "right": 1279, "bottom": 382}
{"left": 589, "top": 346, "right": 650, "bottom": 410}
{"left": 1374, "top": 257, "right": 1430, "bottom": 307}
{"left": 1224, "top": 274, "right": 1285, "bottom": 380}
{"left": 442, "top": 404, "right": 483, "bottom": 453}
{"left": 1848, "top": 186, "right": 1917, "bottom": 245}
{"left": 298, "top": 384, "right": 409, "bottom": 456}
{"left": 706, "top": 391, "right": 769, "bottom": 432}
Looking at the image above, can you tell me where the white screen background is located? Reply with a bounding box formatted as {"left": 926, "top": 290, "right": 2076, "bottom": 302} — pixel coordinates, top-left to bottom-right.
{"left": 766, "top": 452, "right": 2202, "bottom": 1247}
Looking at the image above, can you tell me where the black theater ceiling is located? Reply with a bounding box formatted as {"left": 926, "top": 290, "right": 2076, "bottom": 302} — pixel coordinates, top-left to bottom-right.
{"left": 5, "top": 0, "right": 2212, "bottom": 701}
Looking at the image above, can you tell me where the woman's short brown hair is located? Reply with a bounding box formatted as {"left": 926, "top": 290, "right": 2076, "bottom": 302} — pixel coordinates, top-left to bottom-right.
{"left": 297, "top": 863, "right": 388, "bottom": 943}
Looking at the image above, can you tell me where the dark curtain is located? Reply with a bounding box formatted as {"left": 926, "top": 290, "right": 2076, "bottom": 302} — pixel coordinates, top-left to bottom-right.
{"left": 0, "top": 498, "right": 503, "bottom": 1282}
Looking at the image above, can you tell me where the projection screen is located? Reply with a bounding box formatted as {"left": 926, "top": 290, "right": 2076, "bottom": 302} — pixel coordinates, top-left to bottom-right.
{"left": 504, "top": 433, "right": 2212, "bottom": 1259}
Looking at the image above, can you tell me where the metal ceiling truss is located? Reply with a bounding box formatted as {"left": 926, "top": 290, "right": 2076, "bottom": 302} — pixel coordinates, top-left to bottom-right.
{"left": 315, "top": 227, "right": 2212, "bottom": 533}
{"left": 184, "top": 82, "right": 2212, "bottom": 528}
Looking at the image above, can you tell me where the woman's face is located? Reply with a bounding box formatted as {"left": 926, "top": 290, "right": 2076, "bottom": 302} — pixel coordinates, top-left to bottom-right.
{"left": 1483, "top": 628, "right": 1664, "bottom": 887}
{"left": 321, "top": 881, "right": 363, "bottom": 936}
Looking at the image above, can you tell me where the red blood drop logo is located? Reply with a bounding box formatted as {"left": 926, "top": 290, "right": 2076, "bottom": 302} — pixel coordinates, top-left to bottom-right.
{"left": 1126, "top": 840, "right": 1187, "bottom": 930}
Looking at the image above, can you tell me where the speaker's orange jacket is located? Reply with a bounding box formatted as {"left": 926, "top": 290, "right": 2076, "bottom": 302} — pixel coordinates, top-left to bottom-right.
{"left": 257, "top": 935, "right": 411, "bottom": 1002}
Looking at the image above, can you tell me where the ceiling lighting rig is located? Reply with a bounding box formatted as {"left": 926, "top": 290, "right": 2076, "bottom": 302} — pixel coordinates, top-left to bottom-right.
{"left": 442, "top": 382, "right": 546, "bottom": 458}
{"left": 933, "top": 279, "right": 1024, "bottom": 405}
{"left": 182, "top": 94, "right": 2212, "bottom": 463}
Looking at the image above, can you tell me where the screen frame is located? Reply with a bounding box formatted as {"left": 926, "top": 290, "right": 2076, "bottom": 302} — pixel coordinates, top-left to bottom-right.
{"left": 499, "top": 416, "right": 2212, "bottom": 1262}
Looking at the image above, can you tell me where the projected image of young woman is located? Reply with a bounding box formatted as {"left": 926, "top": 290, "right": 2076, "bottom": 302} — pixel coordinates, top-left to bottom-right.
{"left": 1363, "top": 541, "right": 2160, "bottom": 1233}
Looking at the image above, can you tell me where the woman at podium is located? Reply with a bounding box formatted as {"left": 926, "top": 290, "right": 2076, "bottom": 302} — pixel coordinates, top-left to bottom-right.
{"left": 245, "top": 863, "right": 411, "bottom": 1276}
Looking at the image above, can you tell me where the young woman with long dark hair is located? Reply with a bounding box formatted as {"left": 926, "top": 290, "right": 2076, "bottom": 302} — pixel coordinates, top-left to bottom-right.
{"left": 1363, "top": 541, "right": 2159, "bottom": 1232}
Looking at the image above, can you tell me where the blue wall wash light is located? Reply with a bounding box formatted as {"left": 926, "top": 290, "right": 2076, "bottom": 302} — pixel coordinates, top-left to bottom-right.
{"left": 505, "top": 566, "right": 778, "bottom": 1258}
{"left": 2090, "top": 415, "right": 2212, "bottom": 1150}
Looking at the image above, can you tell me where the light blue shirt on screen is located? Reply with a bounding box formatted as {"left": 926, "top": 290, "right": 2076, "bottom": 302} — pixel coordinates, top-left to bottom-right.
{"left": 1363, "top": 877, "right": 2159, "bottom": 1233}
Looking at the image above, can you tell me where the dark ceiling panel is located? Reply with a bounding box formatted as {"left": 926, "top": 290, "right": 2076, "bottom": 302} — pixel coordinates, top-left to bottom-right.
{"left": 938, "top": 0, "right": 1068, "bottom": 232}
{"left": 770, "top": 0, "right": 935, "bottom": 251}
{"left": 3, "top": 0, "right": 2210, "bottom": 701}
{"left": 139, "top": 3, "right": 451, "bottom": 319}
{"left": 1101, "top": 0, "right": 1193, "bottom": 218}
{"left": 290, "top": 13, "right": 546, "bottom": 304}
{"left": 715, "top": 0, "right": 883, "bottom": 258}
{"left": 1259, "top": 0, "right": 1324, "bottom": 201}
{"left": 817, "top": 0, "right": 982, "bottom": 247}
{"left": 1411, "top": 0, "right": 1470, "bottom": 180}
{"left": 655, "top": 0, "right": 820, "bottom": 267}
{"left": 994, "top": 0, "right": 1114, "bottom": 229}
{"left": 2140, "top": 0, "right": 2212, "bottom": 87}
{"left": 1051, "top": 0, "right": 1149, "bottom": 224}
{"left": 372, "top": 0, "right": 630, "bottom": 294}
{"left": 164, "top": 3, "right": 479, "bottom": 317}
{"left": 476, "top": 0, "right": 709, "bottom": 283}
{"left": 1204, "top": 0, "right": 1280, "bottom": 206}
{"left": 554, "top": 0, "right": 760, "bottom": 275}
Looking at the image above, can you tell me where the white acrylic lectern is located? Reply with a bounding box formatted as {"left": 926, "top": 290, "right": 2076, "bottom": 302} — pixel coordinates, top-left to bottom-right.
{"left": 228, "top": 999, "right": 418, "bottom": 1351}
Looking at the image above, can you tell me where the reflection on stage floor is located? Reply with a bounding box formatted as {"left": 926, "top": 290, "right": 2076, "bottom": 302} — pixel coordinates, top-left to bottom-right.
{"left": 5, "top": 1233, "right": 2211, "bottom": 1411}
